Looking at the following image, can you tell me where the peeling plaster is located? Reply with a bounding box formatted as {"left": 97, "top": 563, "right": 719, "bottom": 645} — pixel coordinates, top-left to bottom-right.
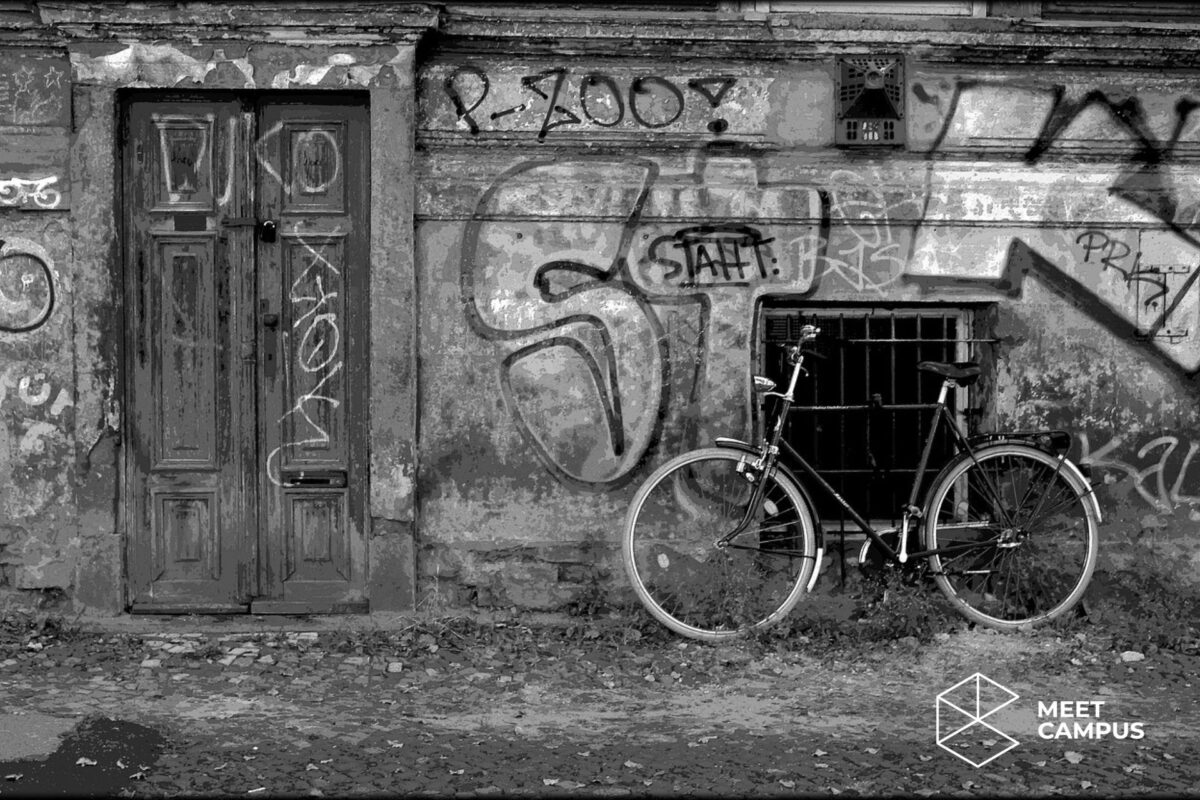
{"left": 14, "top": 541, "right": 75, "bottom": 589}
{"left": 50, "top": 389, "right": 74, "bottom": 417}
{"left": 390, "top": 463, "right": 414, "bottom": 510}
{"left": 267, "top": 50, "right": 406, "bottom": 89}
{"left": 71, "top": 43, "right": 223, "bottom": 87}
{"left": 213, "top": 48, "right": 255, "bottom": 85}
{"left": 3, "top": 475, "right": 60, "bottom": 520}
{"left": 73, "top": 43, "right": 409, "bottom": 92}
{"left": 16, "top": 375, "right": 50, "bottom": 406}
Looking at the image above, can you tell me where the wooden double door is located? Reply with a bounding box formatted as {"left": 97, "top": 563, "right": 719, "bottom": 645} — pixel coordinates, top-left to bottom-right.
{"left": 123, "top": 94, "right": 369, "bottom": 613}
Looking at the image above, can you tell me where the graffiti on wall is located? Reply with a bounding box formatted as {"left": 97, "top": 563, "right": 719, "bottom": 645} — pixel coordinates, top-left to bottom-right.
{"left": 0, "top": 367, "right": 73, "bottom": 418}
{"left": 0, "top": 55, "right": 69, "bottom": 127}
{"left": 462, "top": 158, "right": 698, "bottom": 489}
{"left": 0, "top": 52, "right": 71, "bottom": 211}
{"left": 453, "top": 68, "right": 1200, "bottom": 509}
{"left": 1079, "top": 432, "right": 1200, "bottom": 516}
{"left": 794, "top": 168, "right": 923, "bottom": 297}
{"left": 437, "top": 65, "right": 752, "bottom": 140}
{"left": 909, "top": 80, "right": 1200, "bottom": 374}
{"left": 1073, "top": 229, "right": 1193, "bottom": 343}
{"left": 647, "top": 225, "right": 779, "bottom": 288}
{"left": 0, "top": 238, "right": 55, "bottom": 334}
{"left": 0, "top": 177, "right": 62, "bottom": 210}
{"left": 460, "top": 152, "right": 824, "bottom": 489}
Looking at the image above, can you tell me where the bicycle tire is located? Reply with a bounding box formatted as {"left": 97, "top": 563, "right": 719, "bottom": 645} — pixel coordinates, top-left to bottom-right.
{"left": 923, "top": 443, "right": 1098, "bottom": 630}
{"left": 622, "top": 448, "right": 818, "bottom": 641}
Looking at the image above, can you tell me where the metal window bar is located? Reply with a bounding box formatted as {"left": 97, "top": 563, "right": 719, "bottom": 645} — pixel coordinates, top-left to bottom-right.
{"left": 761, "top": 307, "right": 989, "bottom": 584}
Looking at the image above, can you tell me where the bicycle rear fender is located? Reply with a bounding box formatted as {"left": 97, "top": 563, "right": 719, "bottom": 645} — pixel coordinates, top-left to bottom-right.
{"left": 714, "top": 437, "right": 826, "bottom": 591}
{"left": 932, "top": 442, "right": 1103, "bottom": 524}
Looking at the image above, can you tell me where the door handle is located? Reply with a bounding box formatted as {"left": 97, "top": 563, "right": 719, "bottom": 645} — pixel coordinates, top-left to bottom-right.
{"left": 262, "top": 310, "right": 279, "bottom": 380}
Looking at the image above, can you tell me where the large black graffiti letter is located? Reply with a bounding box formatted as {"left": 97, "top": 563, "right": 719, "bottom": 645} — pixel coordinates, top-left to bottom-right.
{"left": 444, "top": 66, "right": 491, "bottom": 136}
{"left": 520, "top": 68, "right": 581, "bottom": 141}
{"left": 460, "top": 159, "right": 666, "bottom": 489}
{"left": 0, "top": 238, "right": 55, "bottom": 333}
{"left": 687, "top": 76, "right": 737, "bottom": 134}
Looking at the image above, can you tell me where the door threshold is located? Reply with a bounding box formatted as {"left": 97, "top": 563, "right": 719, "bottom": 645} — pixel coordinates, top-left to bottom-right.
{"left": 250, "top": 600, "right": 369, "bottom": 614}
{"left": 131, "top": 602, "right": 251, "bottom": 614}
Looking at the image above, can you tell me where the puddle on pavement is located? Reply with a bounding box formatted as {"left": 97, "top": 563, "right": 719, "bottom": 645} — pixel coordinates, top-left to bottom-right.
{"left": 0, "top": 716, "right": 166, "bottom": 796}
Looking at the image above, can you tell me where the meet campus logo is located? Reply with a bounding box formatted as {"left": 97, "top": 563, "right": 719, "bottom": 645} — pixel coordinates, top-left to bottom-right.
{"left": 936, "top": 673, "right": 1146, "bottom": 768}
{"left": 936, "top": 673, "right": 1020, "bottom": 767}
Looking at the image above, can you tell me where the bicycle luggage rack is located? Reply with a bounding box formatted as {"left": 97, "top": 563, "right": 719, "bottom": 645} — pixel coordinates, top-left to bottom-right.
{"left": 969, "top": 430, "right": 1071, "bottom": 456}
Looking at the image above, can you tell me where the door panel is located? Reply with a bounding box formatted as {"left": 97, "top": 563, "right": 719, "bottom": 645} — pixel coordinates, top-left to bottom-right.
{"left": 254, "top": 102, "right": 369, "bottom": 613}
{"left": 126, "top": 100, "right": 250, "bottom": 612}
{"left": 125, "top": 95, "right": 368, "bottom": 614}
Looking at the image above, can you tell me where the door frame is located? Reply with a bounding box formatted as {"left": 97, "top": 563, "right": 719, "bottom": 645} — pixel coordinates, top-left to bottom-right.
{"left": 118, "top": 89, "right": 373, "bottom": 614}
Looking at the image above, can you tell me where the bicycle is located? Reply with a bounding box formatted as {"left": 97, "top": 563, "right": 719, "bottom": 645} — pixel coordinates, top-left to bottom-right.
{"left": 621, "top": 324, "right": 1101, "bottom": 641}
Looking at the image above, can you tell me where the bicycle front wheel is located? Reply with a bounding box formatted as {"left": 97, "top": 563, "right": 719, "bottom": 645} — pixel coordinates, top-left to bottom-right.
{"left": 622, "top": 448, "right": 817, "bottom": 642}
{"left": 924, "top": 444, "right": 1099, "bottom": 630}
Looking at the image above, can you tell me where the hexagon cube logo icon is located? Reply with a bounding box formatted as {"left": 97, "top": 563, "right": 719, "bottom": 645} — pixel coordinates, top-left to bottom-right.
{"left": 936, "top": 672, "right": 1019, "bottom": 767}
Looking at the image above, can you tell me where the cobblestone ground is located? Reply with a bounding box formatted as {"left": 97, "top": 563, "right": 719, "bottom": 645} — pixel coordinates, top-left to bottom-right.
{"left": 1, "top": 616, "right": 1198, "bottom": 797}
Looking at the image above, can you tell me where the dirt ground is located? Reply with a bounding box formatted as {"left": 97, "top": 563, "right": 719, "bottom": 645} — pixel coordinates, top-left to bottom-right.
{"left": 1, "top": 610, "right": 1198, "bottom": 797}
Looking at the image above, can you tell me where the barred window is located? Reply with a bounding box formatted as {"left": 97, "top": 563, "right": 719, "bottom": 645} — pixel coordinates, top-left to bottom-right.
{"left": 760, "top": 305, "right": 983, "bottom": 527}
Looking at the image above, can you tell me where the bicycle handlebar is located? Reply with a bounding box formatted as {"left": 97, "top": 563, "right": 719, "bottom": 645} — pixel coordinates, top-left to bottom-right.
{"left": 786, "top": 325, "right": 821, "bottom": 365}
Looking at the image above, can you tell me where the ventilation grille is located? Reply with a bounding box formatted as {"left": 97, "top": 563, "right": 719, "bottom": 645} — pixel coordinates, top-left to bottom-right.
{"left": 835, "top": 56, "right": 905, "bottom": 146}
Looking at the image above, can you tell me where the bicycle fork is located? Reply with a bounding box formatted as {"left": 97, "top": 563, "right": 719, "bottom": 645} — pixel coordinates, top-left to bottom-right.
{"left": 716, "top": 450, "right": 779, "bottom": 546}
{"left": 716, "top": 452, "right": 824, "bottom": 594}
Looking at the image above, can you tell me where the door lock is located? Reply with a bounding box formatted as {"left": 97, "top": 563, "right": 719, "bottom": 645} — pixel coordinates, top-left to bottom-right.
{"left": 222, "top": 217, "right": 278, "bottom": 243}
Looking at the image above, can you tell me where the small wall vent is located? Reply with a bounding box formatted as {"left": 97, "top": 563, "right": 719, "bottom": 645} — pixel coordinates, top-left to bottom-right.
{"left": 835, "top": 56, "right": 905, "bottom": 146}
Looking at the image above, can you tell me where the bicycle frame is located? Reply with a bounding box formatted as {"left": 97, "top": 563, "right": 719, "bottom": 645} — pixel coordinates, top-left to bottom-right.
{"left": 717, "top": 331, "right": 1005, "bottom": 568}
{"left": 775, "top": 400, "right": 964, "bottom": 565}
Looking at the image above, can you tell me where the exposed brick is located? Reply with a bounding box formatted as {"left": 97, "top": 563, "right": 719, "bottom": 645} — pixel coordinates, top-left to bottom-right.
{"left": 496, "top": 562, "right": 575, "bottom": 611}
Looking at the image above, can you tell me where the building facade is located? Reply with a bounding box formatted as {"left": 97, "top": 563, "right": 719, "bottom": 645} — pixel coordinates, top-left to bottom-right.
{"left": 1, "top": 0, "right": 1197, "bottom": 615}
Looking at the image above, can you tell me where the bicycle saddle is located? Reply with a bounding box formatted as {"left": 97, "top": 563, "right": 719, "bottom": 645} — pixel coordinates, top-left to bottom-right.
{"left": 917, "top": 360, "right": 981, "bottom": 386}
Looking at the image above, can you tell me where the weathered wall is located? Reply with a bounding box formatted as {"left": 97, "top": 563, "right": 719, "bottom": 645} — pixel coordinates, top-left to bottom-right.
{"left": 0, "top": 222, "right": 76, "bottom": 599}
{"left": 3, "top": 3, "right": 1200, "bottom": 614}
{"left": 0, "top": 45, "right": 76, "bottom": 604}
{"left": 415, "top": 53, "right": 1200, "bottom": 608}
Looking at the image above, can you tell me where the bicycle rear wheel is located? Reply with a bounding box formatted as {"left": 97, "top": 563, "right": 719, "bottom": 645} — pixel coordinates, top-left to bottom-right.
{"left": 622, "top": 448, "right": 817, "bottom": 641}
{"left": 923, "top": 443, "right": 1098, "bottom": 630}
